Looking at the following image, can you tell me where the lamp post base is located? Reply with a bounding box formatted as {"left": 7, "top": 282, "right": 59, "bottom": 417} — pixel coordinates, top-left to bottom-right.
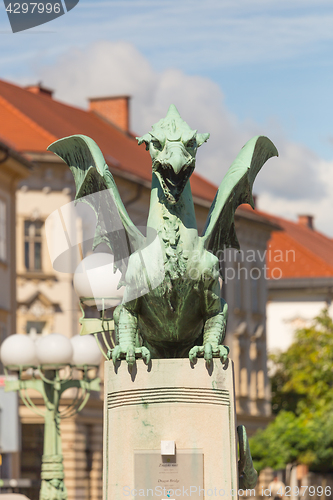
{"left": 40, "top": 455, "right": 67, "bottom": 500}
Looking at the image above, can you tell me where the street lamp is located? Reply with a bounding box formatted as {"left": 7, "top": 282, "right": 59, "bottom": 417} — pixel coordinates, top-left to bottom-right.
{"left": 73, "top": 252, "right": 124, "bottom": 359}
{"left": 0, "top": 333, "right": 101, "bottom": 500}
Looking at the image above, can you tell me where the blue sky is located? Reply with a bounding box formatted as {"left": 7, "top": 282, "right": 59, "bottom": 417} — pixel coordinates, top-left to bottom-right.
{"left": 1, "top": 0, "right": 333, "bottom": 235}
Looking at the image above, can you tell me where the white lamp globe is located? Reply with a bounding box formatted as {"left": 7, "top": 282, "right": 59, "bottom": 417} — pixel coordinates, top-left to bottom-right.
{"left": 0, "top": 334, "right": 38, "bottom": 368}
{"left": 71, "top": 335, "right": 102, "bottom": 366}
{"left": 36, "top": 333, "right": 73, "bottom": 365}
{"left": 73, "top": 253, "right": 124, "bottom": 309}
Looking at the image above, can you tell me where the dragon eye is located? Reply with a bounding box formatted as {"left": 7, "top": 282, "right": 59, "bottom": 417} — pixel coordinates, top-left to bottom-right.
{"left": 152, "top": 140, "right": 162, "bottom": 150}
{"left": 185, "top": 138, "right": 196, "bottom": 148}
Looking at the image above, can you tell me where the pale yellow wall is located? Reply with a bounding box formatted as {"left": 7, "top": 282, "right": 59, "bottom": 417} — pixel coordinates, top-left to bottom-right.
{"left": 16, "top": 183, "right": 78, "bottom": 337}
{"left": 16, "top": 190, "right": 75, "bottom": 273}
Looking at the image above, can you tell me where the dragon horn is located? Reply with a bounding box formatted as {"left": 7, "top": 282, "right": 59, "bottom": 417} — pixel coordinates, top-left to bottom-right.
{"left": 136, "top": 133, "right": 151, "bottom": 151}
{"left": 166, "top": 104, "right": 181, "bottom": 118}
{"left": 196, "top": 133, "right": 210, "bottom": 147}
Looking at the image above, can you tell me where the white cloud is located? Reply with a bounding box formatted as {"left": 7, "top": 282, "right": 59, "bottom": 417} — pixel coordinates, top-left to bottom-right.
{"left": 255, "top": 138, "right": 326, "bottom": 200}
{"left": 38, "top": 41, "right": 333, "bottom": 236}
{"left": 38, "top": 40, "right": 250, "bottom": 173}
{"left": 258, "top": 164, "right": 333, "bottom": 234}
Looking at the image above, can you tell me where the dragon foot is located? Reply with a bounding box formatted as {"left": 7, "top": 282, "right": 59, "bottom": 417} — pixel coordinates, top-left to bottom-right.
{"left": 111, "top": 345, "right": 151, "bottom": 370}
{"left": 189, "top": 343, "right": 229, "bottom": 365}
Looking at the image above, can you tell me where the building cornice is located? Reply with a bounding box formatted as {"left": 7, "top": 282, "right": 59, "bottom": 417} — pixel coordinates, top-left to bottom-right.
{"left": 0, "top": 141, "right": 32, "bottom": 180}
{"left": 236, "top": 207, "right": 281, "bottom": 233}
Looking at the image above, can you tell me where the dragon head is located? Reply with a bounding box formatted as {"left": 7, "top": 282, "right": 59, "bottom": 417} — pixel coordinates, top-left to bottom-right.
{"left": 137, "top": 105, "right": 209, "bottom": 204}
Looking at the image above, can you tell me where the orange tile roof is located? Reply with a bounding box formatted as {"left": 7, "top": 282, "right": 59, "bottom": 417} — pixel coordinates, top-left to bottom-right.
{"left": 0, "top": 78, "right": 218, "bottom": 202}
{"left": 0, "top": 78, "right": 283, "bottom": 237}
{"left": 0, "top": 96, "right": 56, "bottom": 150}
{"left": 260, "top": 212, "right": 333, "bottom": 279}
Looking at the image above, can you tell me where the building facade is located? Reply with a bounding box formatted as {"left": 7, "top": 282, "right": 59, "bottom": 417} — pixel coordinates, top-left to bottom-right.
{"left": 264, "top": 213, "right": 333, "bottom": 354}
{"left": 224, "top": 207, "right": 279, "bottom": 434}
{"left": 0, "top": 140, "right": 31, "bottom": 340}
{"left": 0, "top": 139, "right": 31, "bottom": 480}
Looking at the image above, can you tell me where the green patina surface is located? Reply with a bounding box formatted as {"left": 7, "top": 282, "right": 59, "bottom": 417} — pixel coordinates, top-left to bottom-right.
{"left": 48, "top": 105, "right": 277, "bottom": 371}
{"left": 238, "top": 425, "right": 258, "bottom": 490}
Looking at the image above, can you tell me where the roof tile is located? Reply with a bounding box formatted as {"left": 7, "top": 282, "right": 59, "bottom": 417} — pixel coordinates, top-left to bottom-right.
{"left": 262, "top": 212, "right": 333, "bottom": 278}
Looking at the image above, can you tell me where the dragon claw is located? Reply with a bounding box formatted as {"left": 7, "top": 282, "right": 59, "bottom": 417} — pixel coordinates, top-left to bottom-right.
{"left": 204, "top": 343, "right": 213, "bottom": 365}
{"left": 189, "top": 344, "right": 229, "bottom": 364}
{"left": 126, "top": 346, "right": 136, "bottom": 368}
{"left": 140, "top": 347, "right": 151, "bottom": 365}
{"left": 189, "top": 345, "right": 202, "bottom": 364}
{"left": 111, "top": 345, "right": 151, "bottom": 368}
{"left": 111, "top": 345, "right": 121, "bottom": 365}
{"left": 217, "top": 345, "right": 229, "bottom": 363}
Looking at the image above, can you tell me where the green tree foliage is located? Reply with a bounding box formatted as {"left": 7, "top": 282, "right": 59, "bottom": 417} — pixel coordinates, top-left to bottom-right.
{"left": 250, "top": 309, "right": 333, "bottom": 472}
{"left": 271, "top": 309, "right": 333, "bottom": 415}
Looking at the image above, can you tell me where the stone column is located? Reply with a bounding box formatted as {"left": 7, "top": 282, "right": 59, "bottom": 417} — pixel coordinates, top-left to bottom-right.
{"left": 104, "top": 358, "right": 238, "bottom": 500}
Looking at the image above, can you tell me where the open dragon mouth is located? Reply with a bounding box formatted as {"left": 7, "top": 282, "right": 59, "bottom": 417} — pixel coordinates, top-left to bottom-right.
{"left": 155, "top": 163, "right": 194, "bottom": 204}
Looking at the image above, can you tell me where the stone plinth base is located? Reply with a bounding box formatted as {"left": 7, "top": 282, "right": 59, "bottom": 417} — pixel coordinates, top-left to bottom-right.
{"left": 104, "top": 358, "right": 238, "bottom": 500}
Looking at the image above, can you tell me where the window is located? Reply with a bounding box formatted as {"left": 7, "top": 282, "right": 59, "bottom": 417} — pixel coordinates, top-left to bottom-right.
{"left": 257, "top": 370, "right": 265, "bottom": 399}
{"left": 234, "top": 257, "right": 246, "bottom": 311}
{"left": 0, "top": 199, "right": 6, "bottom": 261}
{"left": 26, "top": 321, "right": 46, "bottom": 335}
{"left": 250, "top": 266, "right": 260, "bottom": 313}
{"left": 24, "top": 220, "right": 43, "bottom": 270}
{"left": 240, "top": 367, "right": 248, "bottom": 397}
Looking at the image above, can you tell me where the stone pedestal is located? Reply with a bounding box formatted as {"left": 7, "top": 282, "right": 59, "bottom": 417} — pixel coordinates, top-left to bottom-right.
{"left": 104, "top": 358, "right": 238, "bottom": 500}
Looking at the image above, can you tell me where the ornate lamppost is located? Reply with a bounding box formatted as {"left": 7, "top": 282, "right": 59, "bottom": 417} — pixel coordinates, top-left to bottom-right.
{"left": 0, "top": 332, "right": 102, "bottom": 500}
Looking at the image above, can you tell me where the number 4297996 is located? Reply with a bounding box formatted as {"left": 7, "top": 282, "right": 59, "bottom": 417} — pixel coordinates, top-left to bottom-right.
{"left": 6, "top": 3, "right": 61, "bottom": 14}
{"left": 277, "top": 486, "right": 332, "bottom": 497}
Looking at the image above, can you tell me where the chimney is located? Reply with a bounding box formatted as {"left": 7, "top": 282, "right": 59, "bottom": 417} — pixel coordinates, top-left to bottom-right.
{"left": 25, "top": 83, "right": 53, "bottom": 98}
{"left": 89, "top": 95, "right": 130, "bottom": 133}
{"left": 298, "top": 214, "right": 314, "bottom": 230}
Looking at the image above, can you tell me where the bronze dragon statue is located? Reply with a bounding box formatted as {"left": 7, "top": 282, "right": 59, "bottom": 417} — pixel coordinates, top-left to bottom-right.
{"left": 48, "top": 105, "right": 277, "bottom": 369}
{"left": 48, "top": 105, "right": 277, "bottom": 490}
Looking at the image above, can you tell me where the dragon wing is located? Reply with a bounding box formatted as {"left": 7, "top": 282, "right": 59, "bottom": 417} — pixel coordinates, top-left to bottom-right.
{"left": 201, "top": 135, "right": 278, "bottom": 253}
{"left": 47, "top": 135, "right": 145, "bottom": 275}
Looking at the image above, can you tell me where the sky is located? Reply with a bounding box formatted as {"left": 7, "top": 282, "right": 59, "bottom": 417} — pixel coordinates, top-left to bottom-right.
{"left": 1, "top": 0, "right": 333, "bottom": 236}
